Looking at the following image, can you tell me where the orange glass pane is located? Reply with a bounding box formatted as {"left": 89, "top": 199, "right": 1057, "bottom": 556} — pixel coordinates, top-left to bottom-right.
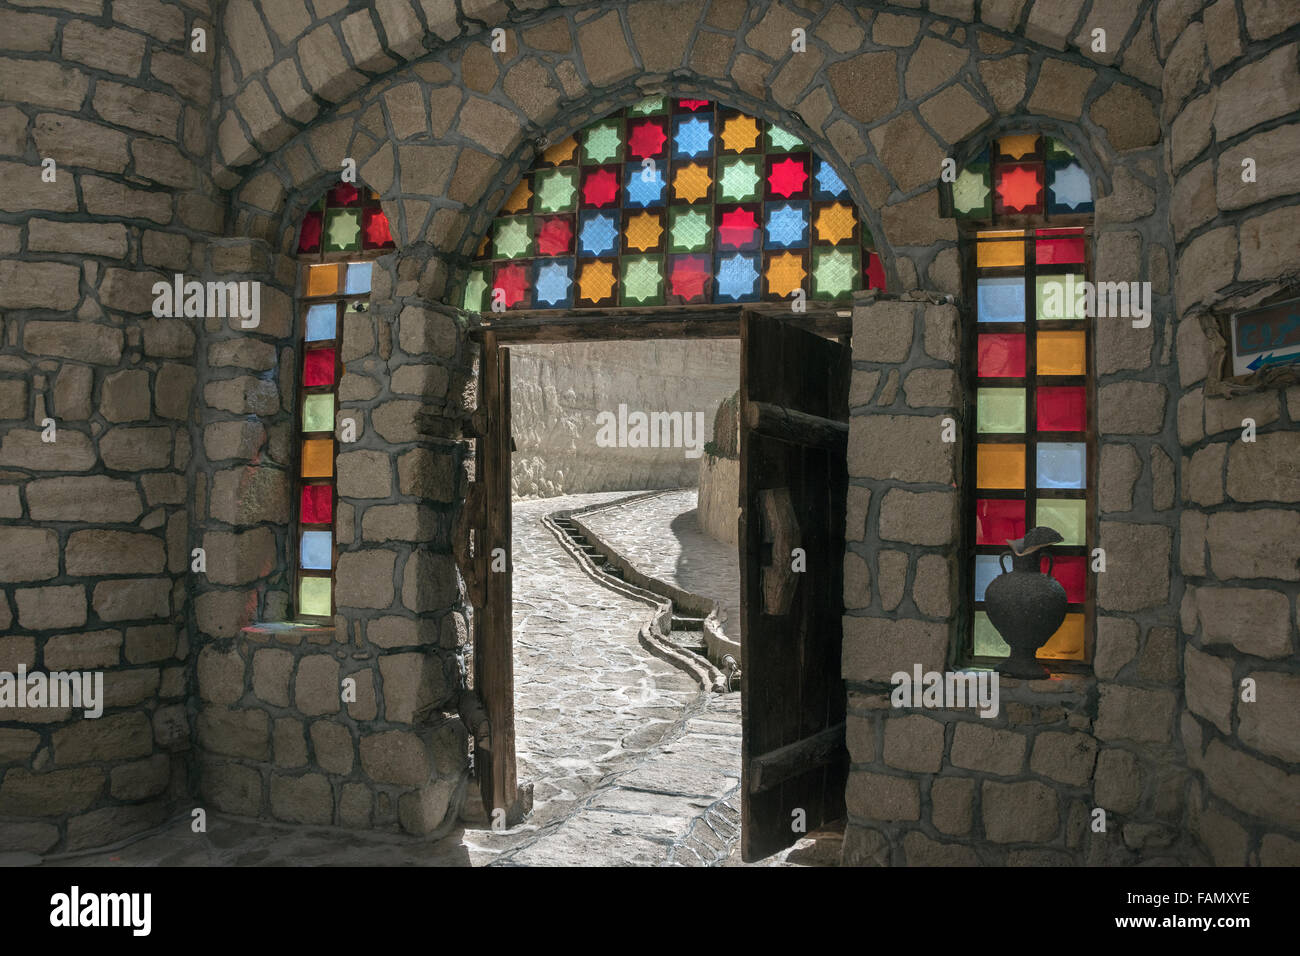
{"left": 301, "top": 439, "right": 334, "bottom": 478}
{"left": 998, "top": 134, "right": 1038, "bottom": 160}
{"left": 1037, "top": 330, "right": 1087, "bottom": 375}
{"left": 976, "top": 443, "right": 1025, "bottom": 489}
{"left": 1039, "top": 612, "right": 1086, "bottom": 660}
{"left": 305, "top": 263, "right": 341, "bottom": 297}
{"left": 976, "top": 230, "right": 1024, "bottom": 268}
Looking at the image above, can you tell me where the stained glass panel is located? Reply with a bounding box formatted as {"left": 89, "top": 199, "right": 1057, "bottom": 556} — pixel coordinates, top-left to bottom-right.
{"left": 464, "top": 100, "right": 881, "bottom": 309}
{"left": 299, "top": 576, "right": 331, "bottom": 617}
{"left": 300, "top": 531, "right": 332, "bottom": 570}
{"left": 1036, "top": 498, "right": 1086, "bottom": 546}
{"left": 1037, "top": 386, "right": 1087, "bottom": 432}
{"left": 975, "top": 499, "right": 1025, "bottom": 546}
{"left": 305, "top": 304, "right": 336, "bottom": 341}
{"left": 977, "top": 388, "right": 1026, "bottom": 433}
{"left": 300, "top": 485, "right": 332, "bottom": 525}
{"left": 301, "top": 439, "right": 333, "bottom": 478}
{"left": 302, "top": 393, "right": 334, "bottom": 433}
{"left": 977, "top": 443, "right": 1026, "bottom": 489}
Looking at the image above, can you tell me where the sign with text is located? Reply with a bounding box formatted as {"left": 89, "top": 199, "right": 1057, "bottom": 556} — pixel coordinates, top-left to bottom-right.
{"left": 1230, "top": 297, "right": 1300, "bottom": 376}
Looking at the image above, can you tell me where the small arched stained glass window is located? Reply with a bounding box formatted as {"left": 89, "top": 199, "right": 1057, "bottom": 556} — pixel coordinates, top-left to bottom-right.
{"left": 944, "top": 134, "right": 1095, "bottom": 667}
{"left": 462, "top": 97, "right": 886, "bottom": 312}
{"left": 292, "top": 183, "right": 395, "bottom": 620}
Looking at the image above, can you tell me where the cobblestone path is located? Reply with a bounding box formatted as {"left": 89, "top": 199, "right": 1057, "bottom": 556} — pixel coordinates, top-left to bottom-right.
{"left": 463, "top": 490, "right": 743, "bottom": 865}
{"left": 580, "top": 488, "right": 742, "bottom": 642}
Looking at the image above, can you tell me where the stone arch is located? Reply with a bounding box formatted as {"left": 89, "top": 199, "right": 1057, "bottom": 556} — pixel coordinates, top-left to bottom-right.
{"left": 222, "top": 0, "right": 1163, "bottom": 304}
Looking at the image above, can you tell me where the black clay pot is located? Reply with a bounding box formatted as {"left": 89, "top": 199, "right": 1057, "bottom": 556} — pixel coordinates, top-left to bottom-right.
{"left": 984, "top": 526, "right": 1068, "bottom": 679}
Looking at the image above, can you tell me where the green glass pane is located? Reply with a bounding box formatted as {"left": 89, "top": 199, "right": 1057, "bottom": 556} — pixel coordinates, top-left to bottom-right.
{"left": 812, "top": 247, "right": 857, "bottom": 299}
{"left": 1036, "top": 274, "right": 1087, "bottom": 320}
{"left": 622, "top": 256, "right": 663, "bottom": 304}
{"left": 302, "top": 393, "right": 334, "bottom": 433}
{"left": 977, "top": 388, "right": 1026, "bottom": 433}
{"left": 669, "top": 207, "right": 711, "bottom": 252}
{"left": 767, "top": 125, "right": 804, "bottom": 152}
{"left": 952, "top": 167, "right": 991, "bottom": 216}
{"left": 463, "top": 269, "right": 488, "bottom": 311}
{"left": 1036, "top": 498, "right": 1086, "bottom": 546}
{"left": 974, "top": 611, "right": 1010, "bottom": 658}
{"left": 324, "top": 209, "right": 361, "bottom": 251}
{"left": 718, "top": 158, "right": 760, "bottom": 202}
{"left": 630, "top": 95, "right": 666, "bottom": 115}
{"left": 299, "top": 576, "right": 331, "bottom": 617}
{"left": 493, "top": 218, "right": 532, "bottom": 259}
{"left": 1046, "top": 136, "right": 1075, "bottom": 161}
{"left": 583, "top": 121, "right": 622, "bottom": 164}
{"left": 535, "top": 168, "right": 579, "bottom": 213}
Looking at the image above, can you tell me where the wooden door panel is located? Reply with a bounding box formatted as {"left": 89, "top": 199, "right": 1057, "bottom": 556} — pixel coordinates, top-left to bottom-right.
{"left": 740, "top": 312, "right": 850, "bottom": 861}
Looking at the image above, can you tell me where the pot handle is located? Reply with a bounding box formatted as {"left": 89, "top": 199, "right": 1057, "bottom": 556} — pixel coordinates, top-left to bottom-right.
{"left": 1042, "top": 553, "right": 1054, "bottom": 576}
{"left": 999, "top": 551, "right": 1013, "bottom": 574}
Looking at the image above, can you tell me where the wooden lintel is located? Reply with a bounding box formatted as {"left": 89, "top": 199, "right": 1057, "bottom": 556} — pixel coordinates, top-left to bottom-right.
{"left": 467, "top": 305, "right": 851, "bottom": 343}
{"left": 745, "top": 400, "right": 849, "bottom": 451}
{"left": 747, "top": 723, "right": 846, "bottom": 795}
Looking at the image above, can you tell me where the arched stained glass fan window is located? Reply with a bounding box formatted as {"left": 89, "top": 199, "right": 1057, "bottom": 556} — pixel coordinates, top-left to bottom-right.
{"left": 462, "top": 97, "right": 886, "bottom": 311}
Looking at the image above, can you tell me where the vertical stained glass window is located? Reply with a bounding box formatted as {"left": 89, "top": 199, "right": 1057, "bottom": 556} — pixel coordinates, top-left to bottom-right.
{"left": 294, "top": 182, "right": 394, "bottom": 619}
{"left": 461, "top": 98, "right": 886, "bottom": 311}
{"left": 950, "top": 134, "right": 1094, "bottom": 665}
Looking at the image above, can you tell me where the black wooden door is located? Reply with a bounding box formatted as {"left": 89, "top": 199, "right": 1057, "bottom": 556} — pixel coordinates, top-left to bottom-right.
{"left": 739, "top": 311, "right": 851, "bottom": 861}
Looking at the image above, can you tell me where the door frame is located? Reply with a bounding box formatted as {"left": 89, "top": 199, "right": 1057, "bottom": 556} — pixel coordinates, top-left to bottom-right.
{"left": 461, "top": 304, "right": 852, "bottom": 843}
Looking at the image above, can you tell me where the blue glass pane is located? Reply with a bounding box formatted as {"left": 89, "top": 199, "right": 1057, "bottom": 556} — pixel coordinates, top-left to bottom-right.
{"left": 534, "top": 259, "right": 574, "bottom": 307}
{"left": 1037, "top": 442, "right": 1087, "bottom": 489}
{"left": 673, "top": 116, "right": 713, "bottom": 159}
{"left": 625, "top": 162, "right": 666, "bottom": 207}
{"left": 814, "top": 159, "right": 847, "bottom": 198}
{"left": 1049, "top": 162, "right": 1092, "bottom": 211}
{"left": 344, "top": 261, "right": 372, "bottom": 295}
{"left": 300, "top": 531, "right": 332, "bottom": 570}
{"left": 715, "top": 253, "right": 759, "bottom": 301}
{"left": 977, "top": 277, "right": 1025, "bottom": 323}
{"left": 974, "top": 554, "right": 1003, "bottom": 602}
{"left": 305, "top": 303, "right": 336, "bottom": 341}
{"left": 765, "top": 202, "right": 809, "bottom": 248}
{"left": 579, "top": 212, "right": 617, "bottom": 256}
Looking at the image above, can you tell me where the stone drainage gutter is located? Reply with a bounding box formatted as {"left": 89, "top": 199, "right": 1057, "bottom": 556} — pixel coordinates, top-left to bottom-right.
{"left": 542, "top": 493, "right": 730, "bottom": 695}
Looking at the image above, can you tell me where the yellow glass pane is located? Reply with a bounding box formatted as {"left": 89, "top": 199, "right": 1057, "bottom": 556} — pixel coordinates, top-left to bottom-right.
{"left": 976, "top": 230, "right": 1024, "bottom": 268}
{"left": 502, "top": 178, "right": 532, "bottom": 213}
{"left": 974, "top": 610, "right": 1009, "bottom": 657}
{"left": 305, "top": 263, "right": 341, "bottom": 297}
{"left": 302, "top": 394, "right": 334, "bottom": 433}
{"left": 1037, "top": 330, "right": 1087, "bottom": 375}
{"left": 998, "top": 133, "right": 1038, "bottom": 160}
{"left": 1036, "top": 498, "right": 1086, "bottom": 545}
{"left": 1039, "top": 612, "right": 1086, "bottom": 661}
{"left": 299, "top": 576, "right": 331, "bottom": 617}
{"left": 301, "top": 438, "right": 334, "bottom": 478}
{"left": 977, "top": 443, "right": 1025, "bottom": 489}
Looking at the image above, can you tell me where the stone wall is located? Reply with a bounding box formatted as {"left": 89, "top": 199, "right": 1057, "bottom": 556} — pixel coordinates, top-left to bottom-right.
{"left": 0, "top": 0, "right": 221, "bottom": 854}
{"left": 696, "top": 453, "right": 739, "bottom": 546}
{"left": 510, "top": 340, "right": 738, "bottom": 498}
{"left": 1163, "top": 4, "right": 1300, "bottom": 865}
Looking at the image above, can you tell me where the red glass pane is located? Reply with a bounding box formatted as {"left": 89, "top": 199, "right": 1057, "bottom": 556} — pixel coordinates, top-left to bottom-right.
{"left": 977, "top": 333, "right": 1026, "bottom": 378}
{"left": 976, "top": 499, "right": 1025, "bottom": 546}
{"left": 669, "top": 255, "right": 711, "bottom": 300}
{"left": 362, "top": 206, "right": 394, "bottom": 249}
{"left": 298, "top": 211, "right": 323, "bottom": 253}
{"left": 678, "top": 99, "right": 709, "bottom": 111}
{"left": 303, "top": 348, "right": 336, "bottom": 387}
{"left": 865, "top": 251, "right": 886, "bottom": 291}
{"left": 327, "top": 182, "right": 360, "bottom": 206}
{"left": 493, "top": 262, "right": 530, "bottom": 308}
{"left": 718, "top": 207, "right": 758, "bottom": 248}
{"left": 582, "top": 167, "right": 619, "bottom": 207}
{"left": 535, "top": 217, "right": 573, "bottom": 256}
{"left": 1037, "top": 386, "right": 1087, "bottom": 431}
{"left": 996, "top": 164, "right": 1042, "bottom": 213}
{"left": 1043, "top": 554, "right": 1086, "bottom": 603}
{"left": 628, "top": 120, "right": 667, "bottom": 159}
{"left": 1037, "top": 227, "right": 1085, "bottom": 264}
{"left": 300, "top": 485, "right": 332, "bottom": 525}
{"left": 767, "top": 157, "right": 808, "bottom": 197}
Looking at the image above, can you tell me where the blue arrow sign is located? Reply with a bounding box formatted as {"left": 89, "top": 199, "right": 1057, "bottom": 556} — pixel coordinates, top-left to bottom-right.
{"left": 1246, "top": 351, "right": 1300, "bottom": 371}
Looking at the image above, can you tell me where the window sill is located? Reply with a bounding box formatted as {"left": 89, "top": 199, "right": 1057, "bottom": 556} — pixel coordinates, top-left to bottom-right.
{"left": 239, "top": 621, "right": 336, "bottom": 645}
